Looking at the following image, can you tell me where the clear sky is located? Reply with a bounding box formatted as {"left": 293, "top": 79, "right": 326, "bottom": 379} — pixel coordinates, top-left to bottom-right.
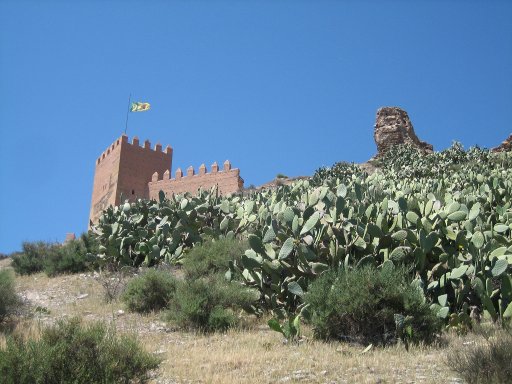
{"left": 0, "top": 0, "right": 511, "bottom": 254}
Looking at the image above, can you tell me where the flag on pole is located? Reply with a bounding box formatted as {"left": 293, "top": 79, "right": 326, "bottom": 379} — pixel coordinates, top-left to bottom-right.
{"left": 130, "top": 102, "right": 151, "bottom": 112}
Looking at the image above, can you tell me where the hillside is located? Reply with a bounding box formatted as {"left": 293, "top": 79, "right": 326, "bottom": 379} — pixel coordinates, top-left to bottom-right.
{"left": 2, "top": 125, "right": 512, "bottom": 382}
{"left": 1, "top": 258, "right": 468, "bottom": 383}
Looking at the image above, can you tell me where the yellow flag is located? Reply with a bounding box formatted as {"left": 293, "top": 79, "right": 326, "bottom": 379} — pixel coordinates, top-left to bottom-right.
{"left": 130, "top": 102, "right": 151, "bottom": 112}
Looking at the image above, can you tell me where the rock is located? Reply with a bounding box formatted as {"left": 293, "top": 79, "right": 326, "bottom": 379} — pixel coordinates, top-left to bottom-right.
{"left": 25, "top": 292, "right": 42, "bottom": 301}
{"left": 150, "top": 321, "right": 168, "bottom": 332}
{"left": 257, "top": 176, "right": 309, "bottom": 191}
{"left": 374, "top": 107, "right": 433, "bottom": 156}
{"left": 491, "top": 133, "right": 512, "bottom": 152}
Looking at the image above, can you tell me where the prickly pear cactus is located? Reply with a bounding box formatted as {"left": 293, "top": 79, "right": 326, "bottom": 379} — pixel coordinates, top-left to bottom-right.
{"left": 91, "top": 145, "right": 512, "bottom": 323}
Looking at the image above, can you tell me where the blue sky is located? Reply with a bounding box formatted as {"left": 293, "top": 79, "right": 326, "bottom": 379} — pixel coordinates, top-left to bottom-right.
{"left": 0, "top": 0, "right": 511, "bottom": 254}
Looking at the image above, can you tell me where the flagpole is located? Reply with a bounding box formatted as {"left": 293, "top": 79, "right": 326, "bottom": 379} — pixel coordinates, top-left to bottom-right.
{"left": 124, "top": 93, "right": 131, "bottom": 134}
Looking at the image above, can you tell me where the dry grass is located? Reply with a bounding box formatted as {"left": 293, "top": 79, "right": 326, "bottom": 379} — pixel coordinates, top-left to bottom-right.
{"left": 446, "top": 326, "right": 512, "bottom": 384}
{"left": 0, "top": 258, "right": 12, "bottom": 270}
{"left": 0, "top": 258, "right": 467, "bottom": 384}
{"left": 141, "top": 326, "right": 459, "bottom": 384}
{"left": 0, "top": 318, "right": 42, "bottom": 349}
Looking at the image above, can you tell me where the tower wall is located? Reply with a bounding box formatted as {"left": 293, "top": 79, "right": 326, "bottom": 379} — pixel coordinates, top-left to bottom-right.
{"left": 89, "top": 136, "right": 123, "bottom": 224}
{"left": 89, "top": 134, "right": 172, "bottom": 224}
{"left": 116, "top": 136, "right": 173, "bottom": 204}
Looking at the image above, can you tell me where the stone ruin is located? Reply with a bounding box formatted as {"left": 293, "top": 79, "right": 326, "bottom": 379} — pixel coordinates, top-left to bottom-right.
{"left": 492, "top": 134, "right": 512, "bottom": 152}
{"left": 374, "top": 107, "right": 433, "bottom": 156}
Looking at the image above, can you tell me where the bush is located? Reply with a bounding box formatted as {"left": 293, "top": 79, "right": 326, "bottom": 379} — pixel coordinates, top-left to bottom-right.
{"left": 165, "top": 276, "right": 257, "bottom": 332}
{"left": 0, "top": 270, "right": 20, "bottom": 322}
{"left": 305, "top": 265, "right": 441, "bottom": 345}
{"left": 447, "top": 328, "right": 512, "bottom": 384}
{"left": 0, "top": 318, "right": 160, "bottom": 384}
{"left": 43, "top": 239, "right": 96, "bottom": 277}
{"left": 10, "top": 241, "right": 48, "bottom": 275}
{"left": 80, "top": 231, "right": 100, "bottom": 256}
{"left": 182, "top": 238, "right": 247, "bottom": 280}
{"left": 122, "top": 269, "right": 177, "bottom": 313}
{"left": 11, "top": 238, "right": 97, "bottom": 277}
{"left": 98, "top": 266, "right": 134, "bottom": 303}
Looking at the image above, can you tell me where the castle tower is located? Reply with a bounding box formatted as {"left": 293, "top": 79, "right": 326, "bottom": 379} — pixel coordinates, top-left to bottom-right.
{"left": 89, "top": 134, "right": 173, "bottom": 224}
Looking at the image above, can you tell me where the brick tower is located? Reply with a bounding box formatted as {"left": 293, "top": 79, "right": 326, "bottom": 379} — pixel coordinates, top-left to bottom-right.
{"left": 89, "top": 134, "right": 172, "bottom": 224}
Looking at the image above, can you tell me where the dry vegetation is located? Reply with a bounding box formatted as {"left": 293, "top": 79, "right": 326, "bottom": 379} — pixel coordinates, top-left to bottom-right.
{"left": 0, "top": 258, "right": 473, "bottom": 384}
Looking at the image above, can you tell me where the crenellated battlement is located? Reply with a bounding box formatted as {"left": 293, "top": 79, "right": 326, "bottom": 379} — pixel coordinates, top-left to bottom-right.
{"left": 150, "top": 160, "right": 234, "bottom": 182}
{"left": 96, "top": 134, "right": 172, "bottom": 166}
{"left": 148, "top": 160, "right": 243, "bottom": 197}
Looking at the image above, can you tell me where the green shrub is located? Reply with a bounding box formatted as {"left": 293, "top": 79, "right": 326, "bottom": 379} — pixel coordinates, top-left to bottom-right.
{"left": 10, "top": 241, "right": 48, "bottom": 275}
{"left": 43, "top": 239, "right": 96, "bottom": 277}
{"left": 11, "top": 239, "right": 96, "bottom": 277}
{"left": 305, "top": 265, "right": 441, "bottom": 345}
{"left": 80, "top": 231, "right": 100, "bottom": 256}
{"left": 165, "top": 276, "right": 257, "bottom": 332}
{"left": 122, "top": 269, "right": 177, "bottom": 313}
{"left": 0, "top": 318, "right": 160, "bottom": 384}
{"left": 447, "top": 328, "right": 512, "bottom": 384}
{"left": 0, "top": 270, "right": 20, "bottom": 322}
{"left": 182, "top": 238, "right": 247, "bottom": 280}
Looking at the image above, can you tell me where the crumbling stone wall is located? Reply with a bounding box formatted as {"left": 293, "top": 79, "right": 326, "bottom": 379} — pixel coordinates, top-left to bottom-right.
{"left": 374, "top": 107, "right": 433, "bottom": 156}
{"left": 492, "top": 134, "right": 512, "bottom": 152}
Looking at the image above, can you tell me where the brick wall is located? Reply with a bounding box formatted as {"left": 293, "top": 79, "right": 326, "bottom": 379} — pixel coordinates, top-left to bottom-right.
{"left": 89, "top": 137, "right": 123, "bottom": 224}
{"left": 148, "top": 160, "right": 243, "bottom": 198}
{"left": 116, "top": 136, "right": 172, "bottom": 203}
{"left": 89, "top": 135, "right": 172, "bottom": 224}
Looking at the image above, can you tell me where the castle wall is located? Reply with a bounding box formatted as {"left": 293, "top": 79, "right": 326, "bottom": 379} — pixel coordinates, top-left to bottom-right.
{"left": 90, "top": 134, "right": 243, "bottom": 226}
{"left": 89, "top": 137, "right": 123, "bottom": 224}
{"left": 117, "top": 136, "right": 172, "bottom": 203}
{"left": 148, "top": 161, "right": 243, "bottom": 198}
{"left": 89, "top": 134, "right": 172, "bottom": 224}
